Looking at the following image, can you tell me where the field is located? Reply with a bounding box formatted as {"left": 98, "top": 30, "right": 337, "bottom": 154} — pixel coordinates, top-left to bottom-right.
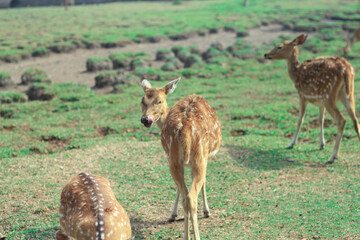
{"left": 1, "top": 0, "right": 360, "bottom": 239}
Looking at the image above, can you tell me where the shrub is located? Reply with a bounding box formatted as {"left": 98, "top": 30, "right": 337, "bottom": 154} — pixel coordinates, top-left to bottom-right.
{"left": 32, "top": 47, "right": 49, "bottom": 57}
{"left": 0, "top": 92, "right": 27, "bottom": 104}
{"left": 156, "top": 49, "right": 173, "bottom": 61}
{"left": 109, "top": 52, "right": 133, "bottom": 69}
{"left": 26, "top": 83, "right": 55, "bottom": 101}
{"left": 86, "top": 57, "right": 111, "bottom": 72}
{"left": 94, "top": 71, "right": 118, "bottom": 88}
{"left": 21, "top": 68, "right": 47, "bottom": 85}
{"left": 32, "top": 74, "right": 52, "bottom": 84}
{"left": 0, "top": 72, "right": 13, "bottom": 87}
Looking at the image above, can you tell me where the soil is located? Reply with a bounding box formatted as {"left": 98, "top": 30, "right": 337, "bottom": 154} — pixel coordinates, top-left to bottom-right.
{"left": 0, "top": 24, "right": 306, "bottom": 94}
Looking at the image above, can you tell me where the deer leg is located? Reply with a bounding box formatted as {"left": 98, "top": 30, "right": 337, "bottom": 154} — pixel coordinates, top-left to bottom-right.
{"left": 201, "top": 181, "right": 210, "bottom": 218}
{"left": 56, "top": 230, "right": 71, "bottom": 240}
{"left": 319, "top": 106, "right": 326, "bottom": 150}
{"left": 169, "top": 189, "right": 180, "bottom": 222}
{"left": 324, "top": 101, "right": 346, "bottom": 164}
{"left": 187, "top": 159, "right": 207, "bottom": 240}
{"left": 339, "top": 91, "right": 360, "bottom": 142}
{"left": 287, "top": 98, "right": 307, "bottom": 149}
{"left": 169, "top": 162, "right": 189, "bottom": 239}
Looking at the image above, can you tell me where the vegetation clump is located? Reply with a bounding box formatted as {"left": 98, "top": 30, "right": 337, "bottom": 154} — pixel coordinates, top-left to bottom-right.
{"left": 156, "top": 49, "right": 173, "bottom": 61}
{"left": 94, "top": 71, "right": 119, "bottom": 88}
{"left": 86, "top": 57, "right": 111, "bottom": 72}
{"left": 21, "top": 68, "right": 48, "bottom": 85}
{"left": 0, "top": 72, "right": 14, "bottom": 88}
{"left": 0, "top": 92, "right": 27, "bottom": 104}
{"left": 26, "top": 83, "right": 55, "bottom": 101}
{"left": 109, "top": 52, "right": 133, "bottom": 69}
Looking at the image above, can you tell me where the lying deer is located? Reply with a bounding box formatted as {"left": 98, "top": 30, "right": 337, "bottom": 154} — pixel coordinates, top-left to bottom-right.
{"left": 344, "top": 26, "right": 360, "bottom": 57}
{"left": 264, "top": 34, "right": 360, "bottom": 164}
{"left": 140, "top": 78, "right": 222, "bottom": 240}
{"left": 56, "top": 173, "right": 132, "bottom": 240}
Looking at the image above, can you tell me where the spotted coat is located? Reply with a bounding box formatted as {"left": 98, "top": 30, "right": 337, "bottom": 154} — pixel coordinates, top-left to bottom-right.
{"left": 160, "top": 94, "right": 222, "bottom": 166}
{"left": 56, "top": 173, "right": 132, "bottom": 240}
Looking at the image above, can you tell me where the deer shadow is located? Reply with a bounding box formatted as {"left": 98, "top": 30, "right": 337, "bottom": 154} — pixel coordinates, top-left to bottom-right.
{"left": 225, "top": 144, "right": 304, "bottom": 170}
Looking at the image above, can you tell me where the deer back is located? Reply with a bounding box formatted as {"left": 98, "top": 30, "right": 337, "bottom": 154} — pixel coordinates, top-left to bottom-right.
{"left": 161, "top": 95, "right": 222, "bottom": 164}
{"left": 59, "top": 173, "right": 132, "bottom": 240}
{"left": 295, "top": 56, "right": 354, "bottom": 100}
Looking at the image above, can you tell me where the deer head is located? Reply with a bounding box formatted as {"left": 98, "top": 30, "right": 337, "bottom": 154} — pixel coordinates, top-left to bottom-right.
{"left": 140, "top": 78, "right": 181, "bottom": 128}
{"left": 264, "top": 34, "right": 308, "bottom": 60}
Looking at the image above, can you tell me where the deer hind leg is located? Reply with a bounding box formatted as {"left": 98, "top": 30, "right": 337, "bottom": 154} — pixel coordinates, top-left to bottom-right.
{"left": 339, "top": 91, "right": 360, "bottom": 142}
{"left": 186, "top": 158, "right": 207, "bottom": 240}
{"left": 201, "top": 181, "right": 210, "bottom": 218}
{"left": 319, "top": 106, "right": 326, "bottom": 150}
{"left": 169, "top": 189, "right": 180, "bottom": 222}
{"left": 324, "top": 100, "right": 346, "bottom": 164}
{"left": 169, "top": 162, "right": 190, "bottom": 239}
{"left": 287, "top": 98, "right": 308, "bottom": 149}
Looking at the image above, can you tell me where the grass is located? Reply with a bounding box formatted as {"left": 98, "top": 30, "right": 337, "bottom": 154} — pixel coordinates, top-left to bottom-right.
{"left": 1, "top": 0, "right": 360, "bottom": 239}
{"left": 0, "top": 0, "right": 358, "bottom": 61}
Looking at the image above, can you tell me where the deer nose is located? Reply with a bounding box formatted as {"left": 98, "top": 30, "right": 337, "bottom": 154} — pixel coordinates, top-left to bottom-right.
{"left": 141, "top": 116, "right": 148, "bottom": 124}
{"left": 264, "top": 53, "right": 268, "bottom": 58}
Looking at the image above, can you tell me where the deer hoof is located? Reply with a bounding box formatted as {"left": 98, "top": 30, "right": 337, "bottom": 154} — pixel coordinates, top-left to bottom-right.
{"left": 168, "top": 215, "right": 177, "bottom": 222}
{"left": 326, "top": 157, "right": 336, "bottom": 164}
{"left": 286, "top": 145, "right": 294, "bottom": 150}
{"left": 320, "top": 145, "right": 325, "bottom": 150}
{"left": 204, "top": 211, "right": 211, "bottom": 218}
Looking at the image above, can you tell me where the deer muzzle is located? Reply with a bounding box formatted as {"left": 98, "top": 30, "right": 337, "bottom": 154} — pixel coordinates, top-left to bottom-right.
{"left": 141, "top": 115, "right": 155, "bottom": 128}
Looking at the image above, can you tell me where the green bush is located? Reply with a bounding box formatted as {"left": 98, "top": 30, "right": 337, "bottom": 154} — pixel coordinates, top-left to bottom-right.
{"left": 0, "top": 92, "right": 27, "bottom": 104}
{"left": 32, "top": 74, "right": 52, "bottom": 84}
{"left": 21, "top": 68, "right": 48, "bottom": 85}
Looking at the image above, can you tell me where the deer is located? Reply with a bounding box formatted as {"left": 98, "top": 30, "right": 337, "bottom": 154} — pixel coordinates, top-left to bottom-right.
{"left": 64, "top": 0, "right": 75, "bottom": 11}
{"left": 344, "top": 26, "right": 360, "bottom": 57}
{"left": 56, "top": 173, "right": 132, "bottom": 240}
{"left": 264, "top": 34, "right": 360, "bottom": 164}
{"left": 140, "top": 78, "right": 222, "bottom": 240}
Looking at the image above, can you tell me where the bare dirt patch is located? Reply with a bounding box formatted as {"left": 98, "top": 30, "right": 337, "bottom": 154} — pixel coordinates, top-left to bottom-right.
{"left": 0, "top": 24, "right": 309, "bottom": 94}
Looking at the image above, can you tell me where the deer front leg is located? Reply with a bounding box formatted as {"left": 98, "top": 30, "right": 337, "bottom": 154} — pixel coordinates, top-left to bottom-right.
{"left": 202, "top": 182, "right": 210, "bottom": 218}
{"left": 169, "top": 189, "right": 180, "bottom": 222}
{"left": 287, "top": 98, "right": 307, "bottom": 149}
{"left": 319, "top": 106, "right": 326, "bottom": 150}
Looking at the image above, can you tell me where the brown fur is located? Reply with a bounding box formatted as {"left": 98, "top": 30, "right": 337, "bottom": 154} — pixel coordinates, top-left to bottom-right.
{"left": 265, "top": 34, "right": 360, "bottom": 163}
{"left": 56, "top": 173, "right": 132, "bottom": 240}
{"left": 141, "top": 79, "right": 222, "bottom": 240}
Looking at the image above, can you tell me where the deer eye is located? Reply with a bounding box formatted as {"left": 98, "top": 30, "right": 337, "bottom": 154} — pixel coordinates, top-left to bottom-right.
{"left": 277, "top": 47, "right": 282, "bottom": 50}
{"left": 157, "top": 101, "right": 162, "bottom": 105}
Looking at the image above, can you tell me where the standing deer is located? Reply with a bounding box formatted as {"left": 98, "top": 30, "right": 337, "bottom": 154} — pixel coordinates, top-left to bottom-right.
{"left": 264, "top": 34, "right": 360, "bottom": 163}
{"left": 64, "top": 0, "right": 75, "bottom": 11}
{"left": 140, "top": 78, "right": 222, "bottom": 240}
{"left": 56, "top": 173, "right": 132, "bottom": 240}
{"left": 344, "top": 26, "right": 360, "bottom": 57}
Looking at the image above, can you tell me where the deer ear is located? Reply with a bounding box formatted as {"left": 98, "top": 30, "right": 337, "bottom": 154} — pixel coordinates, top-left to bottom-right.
{"left": 292, "top": 34, "right": 308, "bottom": 46}
{"left": 164, "top": 77, "right": 181, "bottom": 95}
{"left": 141, "top": 79, "right": 152, "bottom": 92}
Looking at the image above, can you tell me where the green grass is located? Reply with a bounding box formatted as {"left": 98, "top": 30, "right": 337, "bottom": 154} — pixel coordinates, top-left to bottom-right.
{"left": 1, "top": 0, "right": 360, "bottom": 239}
{"left": 0, "top": 0, "right": 358, "bottom": 61}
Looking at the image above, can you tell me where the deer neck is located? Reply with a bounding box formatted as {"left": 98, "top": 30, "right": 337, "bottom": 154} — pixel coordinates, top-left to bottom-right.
{"left": 155, "top": 105, "right": 169, "bottom": 130}
{"left": 286, "top": 48, "right": 301, "bottom": 83}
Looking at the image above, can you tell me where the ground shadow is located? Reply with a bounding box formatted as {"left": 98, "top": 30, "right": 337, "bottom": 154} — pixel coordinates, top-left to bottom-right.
{"left": 225, "top": 144, "right": 303, "bottom": 170}
{"left": 130, "top": 217, "right": 174, "bottom": 239}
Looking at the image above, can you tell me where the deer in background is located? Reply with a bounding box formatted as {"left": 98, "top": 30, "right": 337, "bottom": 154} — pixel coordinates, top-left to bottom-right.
{"left": 343, "top": 26, "right": 360, "bottom": 57}
{"left": 56, "top": 173, "right": 132, "bottom": 240}
{"left": 64, "top": 0, "right": 75, "bottom": 11}
{"left": 265, "top": 34, "right": 360, "bottom": 164}
{"left": 140, "top": 78, "right": 222, "bottom": 240}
